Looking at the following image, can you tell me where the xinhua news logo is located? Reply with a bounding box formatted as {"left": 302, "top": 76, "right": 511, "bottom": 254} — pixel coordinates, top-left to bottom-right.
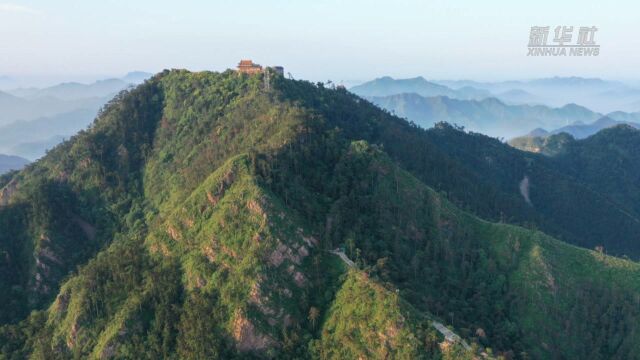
{"left": 527, "top": 26, "right": 599, "bottom": 56}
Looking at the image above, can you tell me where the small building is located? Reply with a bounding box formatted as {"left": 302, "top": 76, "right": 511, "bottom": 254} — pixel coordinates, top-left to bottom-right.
{"left": 269, "top": 66, "right": 284, "bottom": 75}
{"left": 237, "top": 60, "right": 263, "bottom": 74}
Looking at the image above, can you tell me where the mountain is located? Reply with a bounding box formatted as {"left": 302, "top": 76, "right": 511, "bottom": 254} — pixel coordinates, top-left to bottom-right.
{"left": 511, "top": 125, "right": 640, "bottom": 219}
{"left": 508, "top": 132, "right": 574, "bottom": 156}
{"left": 350, "top": 76, "right": 491, "bottom": 100}
{"left": 551, "top": 116, "right": 639, "bottom": 139}
{"left": 8, "top": 135, "right": 67, "bottom": 161}
{"left": 525, "top": 128, "right": 549, "bottom": 137}
{"left": 435, "top": 77, "right": 616, "bottom": 93}
{"left": 0, "top": 77, "right": 141, "bottom": 158}
{"left": 511, "top": 115, "right": 640, "bottom": 145}
{"left": 0, "top": 154, "right": 29, "bottom": 174}
{"left": 494, "top": 89, "right": 540, "bottom": 105}
{"left": 0, "top": 109, "right": 98, "bottom": 160}
{"left": 1, "top": 70, "right": 640, "bottom": 358}
{"left": 367, "top": 93, "right": 601, "bottom": 138}
{"left": 436, "top": 77, "right": 640, "bottom": 113}
{"left": 606, "top": 110, "right": 640, "bottom": 123}
{"left": 553, "top": 126, "right": 640, "bottom": 215}
{"left": 9, "top": 79, "right": 131, "bottom": 101}
{"left": 527, "top": 76, "right": 612, "bottom": 88}
{"left": 0, "top": 92, "right": 106, "bottom": 127}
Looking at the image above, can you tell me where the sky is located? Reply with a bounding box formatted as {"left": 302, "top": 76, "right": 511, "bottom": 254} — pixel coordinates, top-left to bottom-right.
{"left": 0, "top": 0, "right": 638, "bottom": 85}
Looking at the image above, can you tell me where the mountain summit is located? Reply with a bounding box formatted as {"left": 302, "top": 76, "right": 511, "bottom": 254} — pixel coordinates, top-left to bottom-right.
{"left": 1, "top": 70, "right": 639, "bottom": 359}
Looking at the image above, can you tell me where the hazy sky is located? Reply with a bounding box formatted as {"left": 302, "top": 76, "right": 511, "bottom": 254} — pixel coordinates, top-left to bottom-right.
{"left": 1, "top": 0, "right": 638, "bottom": 83}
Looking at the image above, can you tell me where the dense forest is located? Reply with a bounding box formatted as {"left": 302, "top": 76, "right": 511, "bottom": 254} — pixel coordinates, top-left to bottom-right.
{"left": 0, "top": 70, "right": 639, "bottom": 359}
{"left": 511, "top": 126, "right": 640, "bottom": 221}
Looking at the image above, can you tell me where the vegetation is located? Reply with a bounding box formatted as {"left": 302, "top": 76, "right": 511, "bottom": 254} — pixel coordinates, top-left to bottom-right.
{"left": 0, "top": 70, "right": 640, "bottom": 359}
{"left": 508, "top": 132, "right": 574, "bottom": 156}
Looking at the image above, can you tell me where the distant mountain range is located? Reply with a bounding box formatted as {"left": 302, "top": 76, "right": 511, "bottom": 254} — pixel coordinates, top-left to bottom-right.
{"left": 511, "top": 113, "right": 640, "bottom": 144}
{"left": 8, "top": 136, "right": 67, "bottom": 161}
{"left": 0, "top": 154, "right": 29, "bottom": 174}
{"left": 350, "top": 76, "right": 490, "bottom": 100}
{"left": 351, "top": 76, "right": 640, "bottom": 137}
{"left": 0, "top": 72, "right": 153, "bottom": 160}
{"left": 9, "top": 78, "right": 132, "bottom": 101}
{"left": 354, "top": 76, "right": 640, "bottom": 113}
{"left": 365, "top": 92, "right": 601, "bottom": 138}
{"left": 0, "top": 89, "right": 105, "bottom": 127}
{"left": 434, "top": 76, "right": 640, "bottom": 113}
{"left": 0, "top": 109, "right": 96, "bottom": 160}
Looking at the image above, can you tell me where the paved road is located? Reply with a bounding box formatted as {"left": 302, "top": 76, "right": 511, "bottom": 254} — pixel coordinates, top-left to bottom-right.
{"left": 329, "top": 249, "right": 470, "bottom": 351}
{"left": 432, "top": 321, "right": 471, "bottom": 350}
{"left": 329, "top": 249, "right": 355, "bottom": 267}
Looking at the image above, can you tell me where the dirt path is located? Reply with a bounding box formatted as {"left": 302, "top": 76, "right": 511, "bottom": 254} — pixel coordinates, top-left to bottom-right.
{"left": 432, "top": 321, "right": 471, "bottom": 350}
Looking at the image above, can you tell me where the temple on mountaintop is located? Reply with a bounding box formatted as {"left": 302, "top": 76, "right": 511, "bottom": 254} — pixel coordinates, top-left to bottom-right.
{"left": 236, "top": 60, "right": 284, "bottom": 75}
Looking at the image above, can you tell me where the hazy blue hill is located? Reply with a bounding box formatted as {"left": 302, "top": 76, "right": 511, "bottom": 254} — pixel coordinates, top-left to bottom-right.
{"left": 367, "top": 92, "right": 601, "bottom": 138}
{"left": 0, "top": 93, "right": 106, "bottom": 127}
{"left": 0, "top": 154, "right": 29, "bottom": 174}
{"left": 526, "top": 127, "right": 549, "bottom": 137}
{"left": 0, "top": 108, "right": 97, "bottom": 160}
{"left": 435, "top": 77, "right": 616, "bottom": 92}
{"left": 8, "top": 136, "right": 67, "bottom": 161}
{"left": 10, "top": 79, "right": 131, "bottom": 101}
{"left": 495, "top": 88, "right": 540, "bottom": 105}
{"left": 436, "top": 76, "right": 640, "bottom": 113}
{"left": 0, "top": 78, "right": 136, "bottom": 158}
{"left": 551, "top": 117, "right": 635, "bottom": 139}
{"left": 0, "top": 90, "right": 29, "bottom": 122}
{"left": 606, "top": 110, "right": 640, "bottom": 123}
{"left": 527, "top": 76, "right": 612, "bottom": 88}
{"left": 0, "top": 89, "right": 22, "bottom": 102}
{"left": 350, "top": 76, "right": 490, "bottom": 100}
{"left": 514, "top": 115, "right": 640, "bottom": 142}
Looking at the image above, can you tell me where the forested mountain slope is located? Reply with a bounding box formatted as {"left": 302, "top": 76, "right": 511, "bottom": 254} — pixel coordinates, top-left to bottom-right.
{"left": 511, "top": 125, "right": 640, "bottom": 220}
{"left": 0, "top": 70, "right": 639, "bottom": 359}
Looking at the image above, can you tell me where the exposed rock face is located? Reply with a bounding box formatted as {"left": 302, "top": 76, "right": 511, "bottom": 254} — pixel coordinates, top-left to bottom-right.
{"left": 206, "top": 191, "right": 220, "bottom": 206}
{"left": 31, "top": 235, "right": 64, "bottom": 297}
{"left": 166, "top": 225, "right": 181, "bottom": 241}
{"left": 268, "top": 241, "right": 309, "bottom": 267}
{"left": 67, "top": 322, "right": 79, "bottom": 350}
{"left": 232, "top": 311, "right": 274, "bottom": 352}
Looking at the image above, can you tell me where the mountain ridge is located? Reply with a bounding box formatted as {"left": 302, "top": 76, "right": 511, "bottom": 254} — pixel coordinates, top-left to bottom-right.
{"left": 1, "top": 70, "right": 640, "bottom": 358}
{"left": 0, "top": 154, "right": 29, "bottom": 174}
{"left": 365, "top": 92, "right": 602, "bottom": 138}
